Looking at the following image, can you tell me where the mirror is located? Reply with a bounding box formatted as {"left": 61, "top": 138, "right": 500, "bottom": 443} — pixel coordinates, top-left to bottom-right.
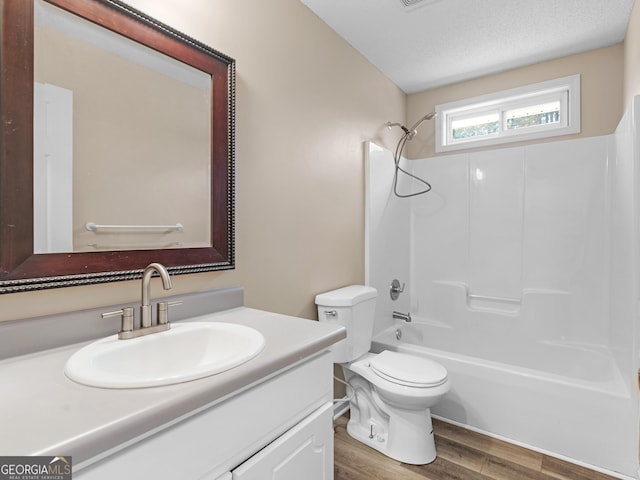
{"left": 0, "top": 0, "right": 235, "bottom": 293}
{"left": 34, "top": 0, "right": 214, "bottom": 253}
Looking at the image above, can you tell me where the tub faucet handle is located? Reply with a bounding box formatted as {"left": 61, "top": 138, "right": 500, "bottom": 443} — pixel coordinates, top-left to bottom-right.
{"left": 390, "top": 279, "right": 405, "bottom": 300}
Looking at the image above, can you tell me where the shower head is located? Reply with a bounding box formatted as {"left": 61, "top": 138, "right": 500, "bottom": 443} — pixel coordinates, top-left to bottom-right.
{"left": 386, "top": 112, "right": 436, "bottom": 140}
{"left": 407, "top": 111, "right": 437, "bottom": 136}
{"left": 387, "top": 112, "right": 435, "bottom": 198}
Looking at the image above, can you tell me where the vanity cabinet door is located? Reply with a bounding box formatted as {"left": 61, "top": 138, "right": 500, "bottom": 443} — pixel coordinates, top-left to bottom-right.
{"left": 232, "top": 402, "right": 333, "bottom": 480}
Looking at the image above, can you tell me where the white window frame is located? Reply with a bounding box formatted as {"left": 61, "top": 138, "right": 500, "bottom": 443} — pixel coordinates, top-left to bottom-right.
{"left": 435, "top": 74, "right": 580, "bottom": 152}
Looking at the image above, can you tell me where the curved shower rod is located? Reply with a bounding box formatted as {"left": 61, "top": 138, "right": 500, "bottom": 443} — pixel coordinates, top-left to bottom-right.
{"left": 386, "top": 112, "right": 436, "bottom": 198}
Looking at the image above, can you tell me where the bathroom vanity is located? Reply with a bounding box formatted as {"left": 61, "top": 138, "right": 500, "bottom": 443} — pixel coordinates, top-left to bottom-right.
{"left": 0, "top": 288, "right": 345, "bottom": 480}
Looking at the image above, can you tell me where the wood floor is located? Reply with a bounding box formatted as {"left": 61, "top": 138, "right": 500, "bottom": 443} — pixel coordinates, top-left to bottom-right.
{"left": 334, "top": 415, "right": 620, "bottom": 480}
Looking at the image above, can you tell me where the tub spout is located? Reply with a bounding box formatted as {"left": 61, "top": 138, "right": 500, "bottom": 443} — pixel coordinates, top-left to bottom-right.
{"left": 392, "top": 311, "right": 412, "bottom": 322}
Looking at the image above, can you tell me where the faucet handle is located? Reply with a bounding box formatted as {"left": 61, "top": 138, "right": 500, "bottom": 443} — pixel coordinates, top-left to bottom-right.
{"left": 157, "top": 300, "right": 183, "bottom": 325}
{"left": 390, "top": 279, "right": 405, "bottom": 300}
{"left": 102, "top": 307, "right": 135, "bottom": 335}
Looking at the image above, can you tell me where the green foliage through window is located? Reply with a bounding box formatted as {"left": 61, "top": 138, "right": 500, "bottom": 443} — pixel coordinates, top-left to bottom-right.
{"left": 452, "top": 121, "right": 499, "bottom": 139}
{"left": 506, "top": 111, "right": 560, "bottom": 129}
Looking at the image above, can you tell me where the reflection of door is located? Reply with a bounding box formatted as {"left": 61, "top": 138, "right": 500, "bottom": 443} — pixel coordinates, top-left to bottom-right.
{"left": 33, "top": 82, "right": 73, "bottom": 253}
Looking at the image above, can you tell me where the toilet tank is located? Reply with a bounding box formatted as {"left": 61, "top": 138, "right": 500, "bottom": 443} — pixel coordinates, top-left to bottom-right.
{"left": 315, "top": 285, "right": 377, "bottom": 363}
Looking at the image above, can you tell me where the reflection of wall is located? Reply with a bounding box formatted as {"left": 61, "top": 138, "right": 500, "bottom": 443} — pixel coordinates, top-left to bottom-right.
{"left": 35, "top": 19, "right": 211, "bottom": 251}
{"left": 624, "top": 0, "right": 640, "bottom": 103}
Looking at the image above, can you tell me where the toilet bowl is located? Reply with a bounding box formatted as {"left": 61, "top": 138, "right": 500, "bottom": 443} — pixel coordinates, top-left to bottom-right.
{"left": 315, "top": 285, "right": 450, "bottom": 465}
{"left": 343, "top": 351, "right": 450, "bottom": 464}
{"left": 352, "top": 350, "right": 449, "bottom": 409}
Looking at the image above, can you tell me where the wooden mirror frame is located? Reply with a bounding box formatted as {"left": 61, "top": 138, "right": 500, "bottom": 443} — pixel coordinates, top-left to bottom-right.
{"left": 0, "top": 0, "right": 235, "bottom": 293}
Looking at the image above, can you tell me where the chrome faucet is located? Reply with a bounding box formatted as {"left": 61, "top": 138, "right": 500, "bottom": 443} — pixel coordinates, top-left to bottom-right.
{"left": 141, "top": 262, "right": 173, "bottom": 328}
{"left": 103, "top": 262, "right": 180, "bottom": 340}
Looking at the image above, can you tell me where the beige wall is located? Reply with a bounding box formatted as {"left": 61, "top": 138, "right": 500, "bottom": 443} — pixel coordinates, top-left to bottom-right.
{"left": 36, "top": 24, "right": 212, "bottom": 251}
{"left": 1, "top": 0, "right": 405, "bottom": 322}
{"left": 624, "top": 0, "right": 640, "bottom": 105}
{"left": 406, "top": 44, "right": 624, "bottom": 159}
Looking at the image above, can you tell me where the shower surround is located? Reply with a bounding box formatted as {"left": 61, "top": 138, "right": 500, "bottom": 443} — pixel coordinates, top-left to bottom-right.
{"left": 365, "top": 98, "right": 640, "bottom": 478}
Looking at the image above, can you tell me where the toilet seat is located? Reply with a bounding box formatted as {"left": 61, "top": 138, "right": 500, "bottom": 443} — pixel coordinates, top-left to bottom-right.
{"left": 369, "top": 351, "right": 448, "bottom": 388}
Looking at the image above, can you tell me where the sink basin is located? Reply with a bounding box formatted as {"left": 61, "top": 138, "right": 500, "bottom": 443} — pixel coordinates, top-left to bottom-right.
{"left": 64, "top": 322, "right": 265, "bottom": 388}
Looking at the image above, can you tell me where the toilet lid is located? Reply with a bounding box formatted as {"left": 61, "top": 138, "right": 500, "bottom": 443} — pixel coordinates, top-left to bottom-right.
{"left": 369, "top": 351, "right": 448, "bottom": 388}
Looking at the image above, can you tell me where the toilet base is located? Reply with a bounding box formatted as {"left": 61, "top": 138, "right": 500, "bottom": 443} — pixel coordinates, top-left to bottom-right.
{"left": 346, "top": 403, "right": 437, "bottom": 465}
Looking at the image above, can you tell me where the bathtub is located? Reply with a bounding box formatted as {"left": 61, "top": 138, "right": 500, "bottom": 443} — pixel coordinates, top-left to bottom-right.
{"left": 371, "top": 321, "right": 638, "bottom": 479}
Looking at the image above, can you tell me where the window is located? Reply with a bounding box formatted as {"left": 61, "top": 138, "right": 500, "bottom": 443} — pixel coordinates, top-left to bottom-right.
{"left": 435, "top": 75, "right": 580, "bottom": 152}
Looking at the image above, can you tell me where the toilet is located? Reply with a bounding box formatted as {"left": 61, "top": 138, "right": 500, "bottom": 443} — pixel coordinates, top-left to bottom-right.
{"left": 315, "top": 285, "right": 450, "bottom": 465}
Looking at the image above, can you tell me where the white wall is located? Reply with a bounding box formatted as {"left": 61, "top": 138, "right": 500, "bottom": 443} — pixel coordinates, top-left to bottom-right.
{"left": 369, "top": 135, "right": 613, "bottom": 350}
{"left": 609, "top": 96, "right": 640, "bottom": 411}
{"left": 364, "top": 142, "right": 410, "bottom": 335}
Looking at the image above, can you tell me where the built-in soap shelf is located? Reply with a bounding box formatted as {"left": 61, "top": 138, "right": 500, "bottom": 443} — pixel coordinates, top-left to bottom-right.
{"left": 431, "top": 280, "right": 569, "bottom": 316}
{"left": 466, "top": 292, "right": 521, "bottom": 313}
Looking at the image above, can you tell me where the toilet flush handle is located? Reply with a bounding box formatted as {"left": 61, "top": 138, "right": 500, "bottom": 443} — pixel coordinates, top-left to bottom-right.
{"left": 323, "top": 310, "right": 337, "bottom": 319}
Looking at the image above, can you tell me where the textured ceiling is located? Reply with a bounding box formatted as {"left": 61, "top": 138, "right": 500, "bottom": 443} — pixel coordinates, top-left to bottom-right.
{"left": 299, "top": 0, "right": 635, "bottom": 94}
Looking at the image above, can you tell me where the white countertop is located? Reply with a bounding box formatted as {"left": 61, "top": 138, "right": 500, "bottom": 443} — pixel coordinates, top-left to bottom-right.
{"left": 0, "top": 307, "right": 345, "bottom": 464}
